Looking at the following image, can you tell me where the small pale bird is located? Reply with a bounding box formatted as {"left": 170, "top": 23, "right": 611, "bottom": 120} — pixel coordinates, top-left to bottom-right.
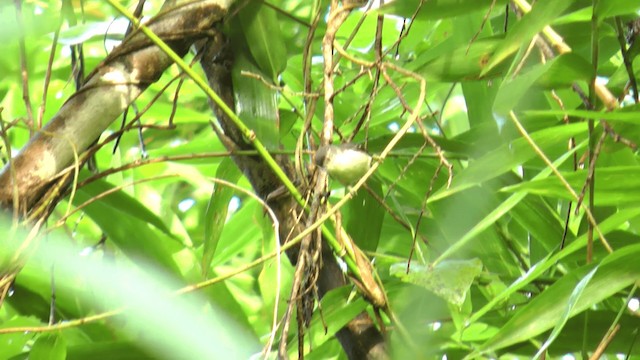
{"left": 315, "top": 144, "right": 372, "bottom": 186}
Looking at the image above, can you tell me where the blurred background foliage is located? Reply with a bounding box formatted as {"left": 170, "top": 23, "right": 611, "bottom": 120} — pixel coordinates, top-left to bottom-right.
{"left": 1, "top": 0, "right": 640, "bottom": 359}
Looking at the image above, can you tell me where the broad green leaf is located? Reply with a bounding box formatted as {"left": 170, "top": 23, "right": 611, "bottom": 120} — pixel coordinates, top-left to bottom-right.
{"left": 536, "top": 53, "right": 594, "bottom": 88}
{"left": 21, "top": 239, "right": 260, "bottom": 359}
{"left": 512, "top": 195, "right": 568, "bottom": 263}
{"left": 525, "top": 107, "right": 640, "bottom": 124}
{"left": 495, "top": 54, "right": 593, "bottom": 115}
{"left": 232, "top": 53, "right": 280, "bottom": 149}
{"left": 30, "top": 334, "right": 67, "bottom": 360}
{"left": 73, "top": 170, "right": 172, "bottom": 236}
{"left": 494, "top": 57, "right": 557, "bottom": 116}
{"left": 66, "top": 341, "right": 155, "bottom": 360}
{"left": 306, "top": 287, "right": 368, "bottom": 351}
{"left": 202, "top": 158, "right": 241, "bottom": 276}
{"left": 412, "top": 37, "right": 510, "bottom": 81}
{"left": 554, "top": 7, "right": 592, "bottom": 25}
{"left": 391, "top": 258, "right": 483, "bottom": 307}
{"left": 211, "top": 201, "right": 263, "bottom": 267}
{"left": 468, "top": 207, "right": 640, "bottom": 324}
{"left": 145, "top": 131, "right": 227, "bottom": 159}
{"left": 532, "top": 267, "right": 598, "bottom": 359}
{"left": 549, "top": 311, "right": 640, "bottom": 355}
{"left": 0, "top": 317, "right": 42, "bottom": 359}
{"left": 594, "top": 0, "right": 640, "bottom": 19}
{"left": 368, "top": 133, "right": 471, "bottom": 157}
{"left": 501, "top": 166, "right": 640, "bottom": 206}
{"left": 345, "top": 178, "right": 384, "bottom": 252}
{"left": 378, "top": 0, "right": 509, "bottom": 20}
{"left": 474, "top": 244, "right": 640, "bottom": 355}
{"left": 482, "top": 0, "right": 576, "bottom": 75}
{"left": 433, "top": 139, "right": 585, "bottom": 264}
{"left": 462, "top": 81, "right": 500, "bottom": 128}
{"left": 75, "top": 185, "right": 182, "bottom": 275}
{"left": 237, "top": 1, "right": 287, "bottom": 81}
{"left": 429, "top": 122, "right": 588, "bottom": 202}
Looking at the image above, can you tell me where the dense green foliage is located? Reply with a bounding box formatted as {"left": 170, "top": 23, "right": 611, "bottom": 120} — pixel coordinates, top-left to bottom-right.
{"left": 1, "top": 0, "right": 640, "bottom": 359}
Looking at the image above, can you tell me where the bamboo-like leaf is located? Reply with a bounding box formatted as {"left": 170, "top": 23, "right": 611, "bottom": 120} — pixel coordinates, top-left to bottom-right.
{"left": 232, "top": 53, "right": 280, "bottom": 149}
{"left": 430, "top": 123, "right": 587, "bottom": 203}
{"left": 237, "top": 1, "right": 287, "bottom": 81}
{"left": 391, "top": 259, "right": 483, "bottom": 307}
{"left": 30, "top": 334, "right": 67, "bottom": 360}
{"left": 501, "top": 166, "right": 640, "bottom": 206}
{"left": 468, "top": 207, "right": 640, "bottom": 324}
{"left": 378, "top": 0, "right": 509, "bottom": 19}
{"left": 345, "top": 178, "right": 384, "bottom": 252}
{"left": 473, "top": 244, "right": 640, "bottom": 356}
{"left": 433, "top": 139, "right": 585, "bottom": 264}
{"left": 74, "top": 170, "right": 172, "bottom": 236}
{"left": 202, "top": 158, "right": 241, "bottom": 277}
{"left": 482, "top": 0, "right": 576, "bottom": 76}
{"left": 494, "top": 54, "right": 593, "bottom": 115}
{"left": 532, "top": 267, "right": 598, "bottom": 359}
{"left": 594, "top": 0, "right": 640, "bottom": 19}
{"left": 412, "top": 37, "right": 510, "bottom": 81}
{"left": 525, "top": 107, "right": 640, "bottom": 123}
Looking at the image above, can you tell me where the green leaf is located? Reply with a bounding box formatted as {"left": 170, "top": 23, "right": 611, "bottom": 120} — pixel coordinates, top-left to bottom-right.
{"left": 501, "top": 166, "right": 640, "bottom": 206}
{"left": 512, "top": 195, "right": 568, "bottom": 263}
{"left": 494, "top": 54, "right": 593, "bottom": 115}
{"left": 76, "top": 183, "right": 182, "bottom": 275}
{"left": 525, "top": 107, "right": 640, "bottom": 124}
{"left": 482, "top": 0, "right": 576, "bottom": 76}
{"left": 74, "top": 170, "right": 172, "bottom": 236}
{"left": 30, "top": 334, "right": 67, "bottom": 360}
{"left": 432, "top": 137, "right": 584, "bottom": 264}
{"left": 202, "top": 158, "right": 241, "bottom": 276}
{"left": 536, "top": 53, "right": 594, "bottom": 88}
{"left": 232, "top": 53, "right": 280, "bottom": 149}
{"left": 303, "top": 286, "right": 368, "bottom": 352}
{"left": 430, "top": 123, "right": 588, "bottom": 202}
{"left": 468, "top": 207, "right": 640, "bottom": 324}
{"left": 532, "top": 267, "right": 598, "bottom": 359}
{"left": 475, "top": 244, "right": 640, "bottom": 355}
{"left": 67, "top": 341, "right": 154, "bottom": 360}
{"left": 378, "top": 0, "right": 509, "bottom": 19}
{"left": 391, "top": 259, "right": 483, "bottom": 307}
{"left": 494, "top": 58, "right": 556, "bottom": 116}
{"left": 594, "top": 0, "right": 640, "bottom": 19}
{"left": 412, "top": 37, "right": 510, "bottom": 81}
{"left": 237, "top": 1, "right": 287, "bottom": 81}
{"left": 0, "top": 317, "right": 41, "bottom": 359}
{"left": 345, "top": 178, "right": 384, "bottom": 252}
{"left": 211, "top": 201, "right": 263, "bottom": 267}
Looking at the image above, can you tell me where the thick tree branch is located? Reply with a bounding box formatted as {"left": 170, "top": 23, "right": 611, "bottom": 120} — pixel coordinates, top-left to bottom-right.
{"left": 0, "top": 0, "right": 231, "bottom": 214}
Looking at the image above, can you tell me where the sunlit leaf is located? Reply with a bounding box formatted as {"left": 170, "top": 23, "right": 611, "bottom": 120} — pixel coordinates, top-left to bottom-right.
{"left": 202, "top": 158, "right": 241, "bottom": 276}
{"left": 30, "top": 334, "right": 67, "bottom": 360}
{"left": 345, "top": 178, "right": 384, "bottom": 252}
{"left": 482, "top": 0, "right": 576, "bottom": 75}
{"left": 391, "top": 259, "right": 483, "bottom": 307}
{"left": 74, "top": 170, "right": 172, "bottom": 236}
{"left": 475, "top": 244, "right": 640, "bottom": 355}
{"left": 430, "top": 123, "right": 588, "bottom": 202}
{"left": 237, "top": 1, "right": 287, "bottom": 81}
{"left": 378, "top": 0, "right": 509, "bottom": 20}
